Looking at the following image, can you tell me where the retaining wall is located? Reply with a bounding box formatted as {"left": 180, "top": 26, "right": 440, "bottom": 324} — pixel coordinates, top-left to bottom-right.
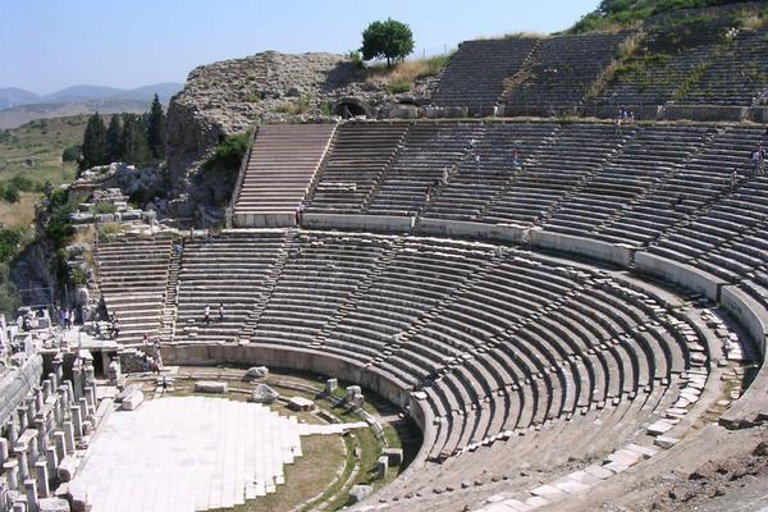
{"left": 718, "top": 286, "right": 768, "bottom": 427}
{"left": 529, "top": 229, "right": 635, "bottom": 268}
{"left": 417, "top": 219, "right": 526, "bottom": 244}
{"left": 0, "top": 354, "right": 43, "bottom": 426}
{"left": 301, "top": 213, "right": 414, "bottom": 233}
{"left": 232, "top": 212, "right": 297, "bottom": 228}
{"left": 634, "top": 252, "right": 725, "bottom": 301}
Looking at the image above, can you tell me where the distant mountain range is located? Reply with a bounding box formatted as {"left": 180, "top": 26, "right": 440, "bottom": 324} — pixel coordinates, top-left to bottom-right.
{"left": 0, "top": 83, "right": 183, "bottom": 111}
{"left": 0, "top": 82, "right": 184, "bottom": 129}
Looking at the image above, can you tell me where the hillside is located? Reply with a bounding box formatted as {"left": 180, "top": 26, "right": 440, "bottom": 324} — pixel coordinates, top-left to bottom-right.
{"left": 0, "top": 82, "right": 183, "bottom": 129}
{"left": 0, "top": 87, "right": 41, "bottom": 110}
{"left": 0, "top": 114, "right": 87, "bottom": 188}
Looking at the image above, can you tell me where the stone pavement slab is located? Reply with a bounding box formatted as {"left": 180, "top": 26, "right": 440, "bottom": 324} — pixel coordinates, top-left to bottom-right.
{"left": 69, "top": 396, "right": 303, "bottom": 512}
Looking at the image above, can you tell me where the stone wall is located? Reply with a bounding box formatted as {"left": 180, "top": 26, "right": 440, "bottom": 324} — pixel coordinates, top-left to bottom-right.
{"left": 0, "top": 354, "right": 43, "bottom": 426}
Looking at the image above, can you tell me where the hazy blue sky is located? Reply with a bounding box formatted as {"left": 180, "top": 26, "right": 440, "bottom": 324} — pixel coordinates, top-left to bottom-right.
{"left": 1, "top": 0, "right": 600, "bottom": 95}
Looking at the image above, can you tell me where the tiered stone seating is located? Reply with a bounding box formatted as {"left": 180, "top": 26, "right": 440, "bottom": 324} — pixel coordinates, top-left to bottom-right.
{"left": 366, "top": 123, "right": 478, "bottom": 215}
{"left": 248, "top": 233, "right": 389, "bottom": 348}
{"left": 305, "top": 122, "right": 409, "bottom": 213}
{"left": 613, "top": 128, "right": 762, "bottom": 259}
{"left": 596, "top": 21, "right": 727, "bottom": 108}
{"left": 480, "top": 123, "right": 628, "bottom": 225}
{"left": 320, "top": 239, "right": 492, "bottom": 376}
{"left": 423, "top": 122, "right": 558, "bottom": 221}
{"left": 96, "top": 235, "right": 173, "bottom": 344}
{"left": 607, "top": 125, "right": 765, "bottom": 247}
{"left": 675, "top": 28, "right": 768, "bottom": 106}
{"left": 175, "top": 232, "right": 288, "bottom": 343}
{"left": 503, "top": 33, "right": 629, "bottom": 114}
{"left": 649, "top": 168, "right": 768, "bottom": 282}
{"left": 544, "top": 124, "right": 712, "bottom": 239}
{"left": 431, "top": 39, "right": 539, "bottom": 110}
{"left": 232, "top": 123, "right": 335, "bottom": 225}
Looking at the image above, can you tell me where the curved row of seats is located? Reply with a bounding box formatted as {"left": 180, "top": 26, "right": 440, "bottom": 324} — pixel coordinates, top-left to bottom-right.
{"left": 96, "top": 234, "right": 173, "bottom": 344}
{"left": 304, "top": 121, "right": 767, "bottom": 301}
{"left": 429, "top": 10, "right": 767, "bottom": 113}
{"left": 114, "top": 232, "right": 709, "bottom": 468}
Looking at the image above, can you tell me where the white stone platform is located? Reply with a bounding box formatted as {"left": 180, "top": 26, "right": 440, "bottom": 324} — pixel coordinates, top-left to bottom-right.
{"left": 69, "top": 396, "right": 303, "bottom": 512}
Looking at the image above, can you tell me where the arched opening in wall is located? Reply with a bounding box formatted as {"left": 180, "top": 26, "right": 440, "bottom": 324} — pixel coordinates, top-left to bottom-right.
{"left": 335, "top": 98, "right": 371, "bottom": 119}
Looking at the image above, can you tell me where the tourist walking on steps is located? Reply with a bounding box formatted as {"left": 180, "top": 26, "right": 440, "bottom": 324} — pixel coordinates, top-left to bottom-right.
{"left": 511, "top": 148, "right": 520, "bottom": 169}
{"left": 752, "top": 148, "right": 762, "bottom": 174}
{"left": 111, "top": 317, "right": 120, "bottom": 340}
{"left": 731, "top": 168, "right": 738, "bottom": 192}
{"left": 204, "top": 305, "right": 210, "bottom": 325}
{"left": 218, "top": 303, "right": 225, "bottom": 322}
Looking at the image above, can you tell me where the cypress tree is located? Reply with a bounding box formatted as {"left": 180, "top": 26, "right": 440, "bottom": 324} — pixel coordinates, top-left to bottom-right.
{"left": 146, "top": 94, "right": 166, "bottom": 159}
{"left": 105, "top": 114, "right": 123, "bottom": 163}
{"left": 80, "top": 113, "right": 107, "bottom": 170}
{"left": 120, "top": 114, "right": 151, "bottom": 166}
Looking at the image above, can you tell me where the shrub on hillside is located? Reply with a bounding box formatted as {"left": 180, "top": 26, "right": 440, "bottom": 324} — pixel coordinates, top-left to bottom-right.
{"left": 62, "top": 144, "right": 82, "bottom": 163}
{"left": 203, "top": 132, "right": 251, "bottom": 172}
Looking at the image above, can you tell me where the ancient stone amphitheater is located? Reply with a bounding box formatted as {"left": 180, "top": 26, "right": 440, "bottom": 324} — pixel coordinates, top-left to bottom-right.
{"left": 94, "top": 9, "right": 768, "bottom": 512}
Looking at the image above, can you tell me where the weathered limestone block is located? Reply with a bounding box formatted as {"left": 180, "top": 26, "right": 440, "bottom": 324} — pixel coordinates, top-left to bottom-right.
{"left": 244, "top": 366, "right": 268, "bottom": 381}
{"left": 348, "top": 484, "right": 373, "bottom": 504}
{"left": 39, "top": 497, "right": 71, "bottom": 512}
{"left": 346, "top": 385, "right": 361, "bottom": 399}
{"left": 376, "top": 455, "right": 389, "bottom": 479}
{"left": 325, "top": 378, "right": 338, "bottom": 393}
{"left": 351, "top": 392, "right": 364, "bottom": 409}
{"left": 251, "top": 384, "right": 279, "bottom": 404}
{"left": 194, "top": 381, "right": 227, "bottom": 394}
{"left": 382, "top": 447, "right": 403, "bottom": 466}
{"left": 121, "top": 390, "right": 144, "bottom": 411}
{"left": 57, "top": 456, "right": 77, "bottom": 482}
{"left": 287, "top": 396, "right": 314, "bottom": 411}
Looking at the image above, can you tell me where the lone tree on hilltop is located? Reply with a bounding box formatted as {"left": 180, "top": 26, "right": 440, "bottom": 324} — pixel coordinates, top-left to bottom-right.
{"left": 146, "top": 94, "right": 166, "bottom": 160}
{"left": 361, "top": 18, "right": 415, "bottom": 67}
{"left": 80, "top": 113, "right": 107, "bottom": 171}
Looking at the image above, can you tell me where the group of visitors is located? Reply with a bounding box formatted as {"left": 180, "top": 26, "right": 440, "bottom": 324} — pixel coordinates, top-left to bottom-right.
{"left": 140, "top": 333, "right": 163, "bottom": 374}
{"left": 616, "top": 108, "right": 635, "bottom": 126}
{"left": 203, "top": 303, "right": 226, "bottom": 324}
{"left": 55, "top": 307, "right": 74, "bottom": 329}
{"left": 752, "top": 143, "right": 766, "bottom": 174}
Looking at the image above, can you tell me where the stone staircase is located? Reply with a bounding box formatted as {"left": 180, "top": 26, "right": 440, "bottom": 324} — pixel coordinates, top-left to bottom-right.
{"left": 238, "top": 230, "right": 297, "bottom": 342}
{"left": 158, "top": 238, "right": 182, "bottom": 343}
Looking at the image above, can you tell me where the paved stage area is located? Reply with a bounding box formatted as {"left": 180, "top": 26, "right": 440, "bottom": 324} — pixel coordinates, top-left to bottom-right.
{"left": 70, "top": 396, "right": 303, "bottom": 512}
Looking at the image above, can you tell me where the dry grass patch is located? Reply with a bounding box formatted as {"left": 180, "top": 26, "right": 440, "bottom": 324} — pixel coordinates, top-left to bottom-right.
{"left": 366, "top": 55, "right": 451, "bottom": 94}
{"left": 585, "top": 31, "right": 644, "bottom": 99}
{"left": 0, "top": 192, "right": 39, "bottom": 228}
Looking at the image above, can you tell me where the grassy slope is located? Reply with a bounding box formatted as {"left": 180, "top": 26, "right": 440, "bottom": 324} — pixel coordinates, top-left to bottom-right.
{"left": 0, "top": 114, "right": 86, "bottom": 188}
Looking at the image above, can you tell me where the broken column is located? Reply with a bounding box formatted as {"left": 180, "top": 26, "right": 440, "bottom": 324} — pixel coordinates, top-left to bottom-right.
{"left": 17, "top": 407, "right": 28, "bottom": 432}
{"left": 62, "top": 421, "right": 75, "bottom": 453}
{"left": 7, "top": 417, "right": 19, "bottom": 446}
{"left": 376, "top": 455, "right": 389, "bottom": 479}
{"left": 42, "top": 380, "right": 52, "bottom": 402}
{"left": 3, "top": 459, "right": 19, "bottom": 490}
{"left": 35, "top": 461, "right": 50, "bottom": 498}
{"left": 24, "top": 479, "right": 39, "bottom": 512}
{"left": 0, "top": 437, "right": 8, "bottom": 466}
{"left": 72, "top": 363, "right": 83, "bottom": 402}
{"left": 52, "top": 432, "right": 66, "bottom": 462}
{"left": 325, "top": 378, "right": 338, "bottom": 394}
{"left": 45, "top": 445, "right": 58, "bottom": 475}
{"left": 14, "top": 446, "right": 28, "bottom": 481}
{"left": 70, "top": 405, "right": 83, "bottom": 440}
